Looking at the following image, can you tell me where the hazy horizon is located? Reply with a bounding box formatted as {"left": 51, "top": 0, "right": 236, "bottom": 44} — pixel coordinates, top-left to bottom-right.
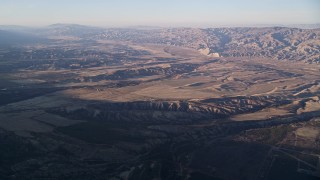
{"left": 0, "top": 0, "right": 319, "bottom": 27}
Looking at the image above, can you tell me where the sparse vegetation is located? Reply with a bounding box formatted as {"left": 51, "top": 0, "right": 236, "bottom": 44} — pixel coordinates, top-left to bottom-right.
{"left": 0, "top": 25, "right": 319, "bottom": 179}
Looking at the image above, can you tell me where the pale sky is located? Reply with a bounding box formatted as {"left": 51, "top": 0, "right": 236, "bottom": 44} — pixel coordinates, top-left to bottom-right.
{"left": 0, "top": 0, "right": 319, "bottom": 27}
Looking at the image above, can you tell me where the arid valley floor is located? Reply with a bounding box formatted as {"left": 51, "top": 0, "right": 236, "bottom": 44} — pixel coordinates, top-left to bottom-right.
{"left": 0, "top": 25, "right": 320, "bottom": 180}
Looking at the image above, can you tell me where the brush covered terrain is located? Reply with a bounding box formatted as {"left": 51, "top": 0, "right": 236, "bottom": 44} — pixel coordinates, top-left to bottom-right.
{"left": 0, "top": 25, "right": 320, "bottom": 179}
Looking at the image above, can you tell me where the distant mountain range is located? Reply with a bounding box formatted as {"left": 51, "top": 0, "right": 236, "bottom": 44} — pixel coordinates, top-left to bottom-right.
{"left": 0, "top": 24, "right": 319, "bottom": 63}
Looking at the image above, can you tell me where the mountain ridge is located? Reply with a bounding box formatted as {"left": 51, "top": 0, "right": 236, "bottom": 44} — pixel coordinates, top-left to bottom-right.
{"left": 1, "top": 24, "right": 319, "bottom": 63}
